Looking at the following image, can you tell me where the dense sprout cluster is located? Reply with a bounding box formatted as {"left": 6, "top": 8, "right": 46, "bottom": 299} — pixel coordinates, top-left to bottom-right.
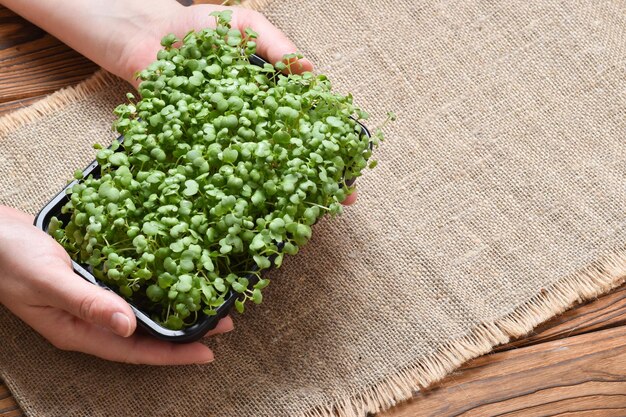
{"left": 49, "top": 11, "right": 383, "bottom": 330}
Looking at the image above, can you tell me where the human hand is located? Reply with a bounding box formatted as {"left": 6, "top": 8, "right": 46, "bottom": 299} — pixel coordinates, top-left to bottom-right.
{"left": 0, "top": 205, "right": 232, "bottom": 365}
{"left": 119, "top": 3, "right": 314, "bottom": 87}
{"left": 0, "top": 0, "right": 312, "bottom": 84}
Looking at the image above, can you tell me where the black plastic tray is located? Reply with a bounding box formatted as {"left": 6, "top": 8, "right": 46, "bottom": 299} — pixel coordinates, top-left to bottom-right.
{"left": 34, "top": 54, "right": 371, "bottom": 343}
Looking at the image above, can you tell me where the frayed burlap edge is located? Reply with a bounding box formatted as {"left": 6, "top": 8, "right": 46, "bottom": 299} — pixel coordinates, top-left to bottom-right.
{"left": 301, "top": 249, "right": 626, "bottom": 417}
{"left": 237, "top": 1, "right": 626, "bottom": 415}
{"left": 0, "top": 69, "right": 119, "bottom": 137}
{"left": 1, "top": 3, "right": 625, "bottom": 416}
{"left": 234, "top": 3, "right": 626, "bottom": 415}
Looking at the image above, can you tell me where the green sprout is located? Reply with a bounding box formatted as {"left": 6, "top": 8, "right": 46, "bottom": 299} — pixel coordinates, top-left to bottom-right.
{"left": 49, "top": 13, "right": 388, "bottom": 330}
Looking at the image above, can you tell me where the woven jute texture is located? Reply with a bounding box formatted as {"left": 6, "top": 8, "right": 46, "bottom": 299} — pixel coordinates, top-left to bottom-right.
{"left": 2, "top": 1, "right": 626, "bottom": 416}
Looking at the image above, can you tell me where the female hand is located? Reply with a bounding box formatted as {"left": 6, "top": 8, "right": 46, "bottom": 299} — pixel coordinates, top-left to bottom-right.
{"left": 0, "top": 0, "right": 313, "bottom": 86}
{"left": 0, "top": 205, "right": 232, "bottom": 365}
{"left": 119, "top": 2, "right": 315, "bottom": 88}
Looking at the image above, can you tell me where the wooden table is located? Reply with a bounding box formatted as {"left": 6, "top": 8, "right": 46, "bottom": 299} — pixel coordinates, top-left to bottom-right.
{"left": 2, "top": 3, "right": 626, "bottom": 416}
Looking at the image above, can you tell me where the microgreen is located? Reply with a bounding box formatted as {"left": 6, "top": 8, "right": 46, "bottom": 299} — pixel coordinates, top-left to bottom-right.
{"left": 49, "top": 12, "right": 388, "bottom": 330}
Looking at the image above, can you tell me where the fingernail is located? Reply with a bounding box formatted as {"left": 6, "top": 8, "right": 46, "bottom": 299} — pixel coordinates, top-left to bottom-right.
{"left": 223, "top": 318, "right": 234, "bottom": 333}
{"left": 198, "top": 355, "right": 214, "bottom": 364}
{"left": 111, "top": 312, "right": 132, "bottom": 337}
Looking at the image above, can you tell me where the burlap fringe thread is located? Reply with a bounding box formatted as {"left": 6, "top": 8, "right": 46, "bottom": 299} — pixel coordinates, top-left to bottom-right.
{"left": 1, "top": 2, "right": 625, "bottom": 415}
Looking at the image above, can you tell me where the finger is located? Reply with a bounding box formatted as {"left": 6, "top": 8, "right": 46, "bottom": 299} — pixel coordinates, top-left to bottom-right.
{"left": 0, "top": 205, "right": 34, "bottom": 224}
{"left": 30, "top": 307, "right": 213, "bottom": 365}
{"left": 235, "top": 10, "right": 313, "bottom": 73}
{"left": 204, "top": 315, "right": 234, "bottom": 338}
{"left": 42, "top": 265, "right": 136, "bottom": 338}
{"left": 342, "top": 189, "right": 358, "bottom": 205}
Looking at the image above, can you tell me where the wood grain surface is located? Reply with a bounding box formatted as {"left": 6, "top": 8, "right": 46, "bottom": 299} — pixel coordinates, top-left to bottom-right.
{"left": 0, "top": 385, "right": 20, "bottom": 417}
{"left": 380, "top": 325, "right": 626, "bottom": 417}
{"left": 0, "top": 7, "right": 98, "bottom": 116}
{"left": 2, "top": 3, "right": 626, "bottom": 417}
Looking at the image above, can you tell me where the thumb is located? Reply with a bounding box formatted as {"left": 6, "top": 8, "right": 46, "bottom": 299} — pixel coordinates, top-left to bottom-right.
{"left": 235, "top": 9, "right": 314, "bottom": 73}
{"left": 46, "top": 266, "right": 137, "bottom": 337}
{"left": 186, "top": 6, "right": 314, "bottom": 73}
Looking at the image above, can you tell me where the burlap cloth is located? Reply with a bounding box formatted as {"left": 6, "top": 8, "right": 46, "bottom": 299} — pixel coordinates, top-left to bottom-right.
{"left": 2, "top": 0, "right": 626, "bottom": 416}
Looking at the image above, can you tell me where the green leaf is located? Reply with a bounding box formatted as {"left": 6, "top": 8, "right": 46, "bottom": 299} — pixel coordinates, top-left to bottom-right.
{"left": 326, "top": 116, "right": 344, "bottom": 128}
{"left": 179, "top": 258, "right": 195, "bottom": 272}
{"left": 169, "top": 240, "right": 185, "bottom": 253}
{"left": 142, "top": 221, "right": 160, "bottom": 236}
{"left": 158, "top": 272, "right": 176, "bottom": 288}
{"left": 214, "top": 278, "right": 226, "bottom": 293}
{"left": 176, "top": 274, "right": 193, "bottom": 292}
{"left": 134, "top": 268, "right": 152, "bottom": 280}
{"left": 199, "top": 279, "right": 214, "bottom": 301}
{"left": 253, "top": 254, "right": 271, "bottom": 269}
{"left": 219, "top": 240, "right": 233, "bottom": 254}
{"left": 295, "top": 223, "right": 312, "bottom": 240}
{"left": 251, "top": 189, "right": 265, "bottom": 206}
{"left": 164, "top": 315, "right": 183, "bottom": 330}
{"left": 303, "top": 206, "right": 320, "bottom": 225}
{"left": 249, "top": 233, "right": 266, "bottom": 251}
{"left": 232, "top": 282, "right": 246, "bottom": 293}
{"left": 48, "top": 216, "right": 62, "bottom": 235}
{"left": 222, "top": 148, "right": 238, "bottom": 164}
{"left": 108, "top": 152, "right": 129, "bottom": 166}
{"left": 146, "top": 285, "right": 165, "bottom": 302}
{"left": 160, "top": 33, "right": 178, "bottom": 48}
{"left": 254, "top": 279, "right": 269, "bottom": 290}
{"left": 245, "top": 28, "right": 259, "bottom": 38}
{"left": 189, "top": 71, "right": 205, "bottom": 86}
{"left": 183, "top": 179, "right": 199, "bottom": 196}
{"left": 202, "top": 256, "right": 214, "bottom": 272}
{"left": 269, "top": 218, "right": 285, "bottom": 233}
{"left": 252, "top": 288, "right": 263, "bottom": 304}
{"left": 204, "top": 64, "right": 222, "bottom": 77}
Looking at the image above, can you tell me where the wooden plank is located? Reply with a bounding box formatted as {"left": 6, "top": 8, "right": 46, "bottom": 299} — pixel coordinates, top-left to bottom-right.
{"left": 0, "top": 95, "right": 55, "bottom": 117}
{"left": 496, "top": 285, "right": 626, "bottom": 351}
{"left": 0, "top": 384, "right": 22, "bottom": 417}
{"left": 0, "top": 7, "right": 98, "bottom": 108}
{"left": 379, "top": 325, "right": 626, "bottom": 417}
